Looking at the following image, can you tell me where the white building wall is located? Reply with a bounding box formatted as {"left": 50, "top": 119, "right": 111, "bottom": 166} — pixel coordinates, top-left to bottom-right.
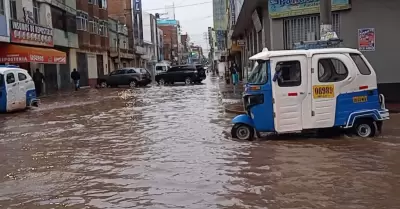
{"left": 142, "top": 12, "right": 152, "bottom": 44}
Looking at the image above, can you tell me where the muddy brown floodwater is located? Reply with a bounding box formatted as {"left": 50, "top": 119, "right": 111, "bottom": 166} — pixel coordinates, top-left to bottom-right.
{"left": 0, "top": 77, "right": 400, "bottom": 209}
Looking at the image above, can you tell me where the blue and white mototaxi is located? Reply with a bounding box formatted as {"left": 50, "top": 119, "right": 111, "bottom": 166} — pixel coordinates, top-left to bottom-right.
{"left": 231, "top": 47, "right": 389, "bottom": 140}
{"left": 0, "top": 65, "right": 39, "bottom": 113}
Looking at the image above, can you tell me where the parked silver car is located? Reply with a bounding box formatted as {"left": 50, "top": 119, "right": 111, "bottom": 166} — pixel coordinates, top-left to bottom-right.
{"left": 98, "top": 68, "right": 151, "bottom": 88}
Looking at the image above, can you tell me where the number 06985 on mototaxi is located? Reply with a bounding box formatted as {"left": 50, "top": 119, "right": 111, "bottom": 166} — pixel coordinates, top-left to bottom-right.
{"left": 231, "top": 47, "right": 389, "bottom": 141}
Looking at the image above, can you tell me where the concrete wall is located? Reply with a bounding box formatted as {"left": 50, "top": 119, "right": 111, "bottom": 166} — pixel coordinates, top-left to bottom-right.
{"left": 340, "top": 0, "right": 400, "bottom": 84}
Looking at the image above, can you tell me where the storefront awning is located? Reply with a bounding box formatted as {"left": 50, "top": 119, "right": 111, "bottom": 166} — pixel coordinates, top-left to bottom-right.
{"left": 0, "top": 44, "right": 67, "bottom": 64}
{"left": 232, "top": 0, "right": 264, "bottom": 39}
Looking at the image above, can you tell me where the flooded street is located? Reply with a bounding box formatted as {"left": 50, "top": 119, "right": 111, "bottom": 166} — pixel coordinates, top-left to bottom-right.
{"left": 1, "top": 77, "right": 400, "bottom": 209}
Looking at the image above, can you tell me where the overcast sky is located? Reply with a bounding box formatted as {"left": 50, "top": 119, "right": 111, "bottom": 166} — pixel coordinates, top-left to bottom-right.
{"left": 142, "top": 0, "right": 213, "bottom": 53}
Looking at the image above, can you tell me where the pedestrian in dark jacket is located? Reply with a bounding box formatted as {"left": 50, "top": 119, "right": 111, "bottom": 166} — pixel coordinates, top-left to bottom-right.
{"left": 33, "top": 69, "right": 44, "bottom": 96}
{"left": 70, "top": 68, "right": 80, "bottom": 91}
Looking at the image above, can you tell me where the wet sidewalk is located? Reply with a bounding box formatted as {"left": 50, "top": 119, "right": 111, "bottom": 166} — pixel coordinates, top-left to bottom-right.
{"left": 218, "top": 79, "right": 245, "bottom": 114}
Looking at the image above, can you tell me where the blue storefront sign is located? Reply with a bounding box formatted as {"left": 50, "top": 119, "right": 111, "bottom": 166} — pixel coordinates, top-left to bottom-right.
{"left": 268, "top": 0, "right": 351, "bottom": 18}
{"left": 157, "top": 19, "right": 178, "bottom": 25}
{"left": 230, "top": 0, "right": 235, "bottom": 26}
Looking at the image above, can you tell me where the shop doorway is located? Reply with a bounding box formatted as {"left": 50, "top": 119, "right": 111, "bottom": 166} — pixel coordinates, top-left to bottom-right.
{"left": 96, "top": 54, "right": 104, "bottom": 77}
{"left": 44, "top": 64, "right": 58, "bottom": 94}
{"left": 77, "top": 52, "right": 89, "bottom": 87}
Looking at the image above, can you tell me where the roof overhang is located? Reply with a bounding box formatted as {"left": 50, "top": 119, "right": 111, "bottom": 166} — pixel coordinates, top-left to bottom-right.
{"left": 231, "top": 0, "right": 266, "bottom": 39}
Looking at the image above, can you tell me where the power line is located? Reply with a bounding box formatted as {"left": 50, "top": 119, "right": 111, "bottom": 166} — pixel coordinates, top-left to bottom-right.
{"left": 143, "top": 1, "right": 212, "bottom": 12}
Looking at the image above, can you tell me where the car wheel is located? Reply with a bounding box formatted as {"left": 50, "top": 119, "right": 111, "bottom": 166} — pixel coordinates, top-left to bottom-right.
{"left": 129, "top": 80, "right": 137, "bottom": 88}
{"left": 354, "top": 119, "right": 376, "bottom": 138}
{"left": 185, "top": 77, "right": 192, "bottom": 85}
{"left": 100, "top": 81, "right": 107, "bottom": 88}
{"left": 231, "top": 123, "right": 254, "bottom": 141}
{"left": 159, "top": 78, "right": 165, "bottom": 86}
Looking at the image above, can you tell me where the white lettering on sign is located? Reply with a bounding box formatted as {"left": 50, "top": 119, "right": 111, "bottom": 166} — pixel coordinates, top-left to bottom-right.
{"left": 54, "top": 57, "right": 66, "bottom": 63}
{"left": 30, "top": 55, "right": 44, "bottom": 62}
{"left": 0, "top": 57, "right": 28, "bottom": 62}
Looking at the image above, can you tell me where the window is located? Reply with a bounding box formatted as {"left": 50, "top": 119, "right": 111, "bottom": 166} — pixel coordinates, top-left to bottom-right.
{"left": 0, "top": 0, "right": 5, "bottom": 15}
{"left": 275, "top": 61, "right": 302, "bottom": 87}
{"left": 99, "top": 21, "right": 108, "bottom": 36}
{"left": 76, "top": 12, "right": 88, "bottom": 31}
{"left": 99, "top": 0, "right": 107, "bottom": 9}
{"left": 33, "top": 0, "right": 40, "bottom": 24}
{"left": 10, "top": 0, "right": 17, "bottom": 19}
{"left": 18, "top": 73, "right": 27, "bottom": 81}
{"left": 0, "top": 74, "right": 3, "bottom": 85}
{"left": 350, "top": 53, "right": 371, "bottom": 75}
{"left": 89, "top": 17, "right": 99, "bottom": 34}
{"left": 127, "top": 69, "right": 137, "bottom": 74}
{"left": 116, "top": 70, "right": 126, "bottom": 74}
{"left": 318, "top": 58, "right": 348, "bottom": 82}
{"left": 247, "top": 61, "right": 267, "bottom": 84}
{"left": 6, "top": 73, "right": 15, "bottom": 84}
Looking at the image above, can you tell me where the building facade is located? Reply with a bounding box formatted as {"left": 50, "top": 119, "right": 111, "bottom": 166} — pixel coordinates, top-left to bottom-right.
{"left": 213, "top": 0, "right": 228, "bottom": 60}
{"left": 51, "top": 0, "right": 79, "bottom": 92}
{"left": 158, "top": 21, "right": 179, "bottom": 64}
{"left": 108, "top": 0, "right": 146, "bottom": 67}
{"left": 108, "top": 17, "right": 133, "bottom": 72}
{"left": 231, "top": 0, "right": 400, "bottom": 101}
{"left": 142, "top": 12, "right": 157, "bottom": 71}
{"left": 76, "top": 0, "right": 109, "bottom": 87}
{"left": 0, "top": 0, "right": 69, "bottom": 94}
{"left": 0, "top": 0, "right": 11, "bottom": 43}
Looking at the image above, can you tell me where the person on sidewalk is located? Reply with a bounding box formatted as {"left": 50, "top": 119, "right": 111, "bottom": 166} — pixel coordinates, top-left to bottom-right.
{"left": 33, "top": 69, "right": 44, "bottom": 97}
{"left": 70, "top": 68, "right": 81, "bottom": 91}
{"left": 230, "top": 63, "right": 239, "bottom": 85}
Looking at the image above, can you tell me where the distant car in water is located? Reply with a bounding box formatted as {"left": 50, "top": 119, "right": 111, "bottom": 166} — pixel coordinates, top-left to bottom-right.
{"left": 155, "top": 64, "right": 206, "bottom": 85}
{"left": 98, "top": 68, "right": 151, "bottom": 88}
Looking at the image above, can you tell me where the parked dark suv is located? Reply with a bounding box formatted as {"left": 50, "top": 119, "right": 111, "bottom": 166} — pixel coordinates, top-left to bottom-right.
{"left": 98, "top": 68, "right": 151, "bottom": 88}
{"left": 155, "top": 64, "right": 206, "bottom": 85}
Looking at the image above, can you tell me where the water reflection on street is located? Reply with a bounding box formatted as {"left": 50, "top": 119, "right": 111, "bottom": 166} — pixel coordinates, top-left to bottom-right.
{"left": 0, "top": 77, "right": 400, "bottom": 209}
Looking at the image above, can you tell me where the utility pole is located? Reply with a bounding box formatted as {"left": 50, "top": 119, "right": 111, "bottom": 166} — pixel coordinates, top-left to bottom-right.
{"left": 320, "top": 0, "right": 332, "bottom": 40}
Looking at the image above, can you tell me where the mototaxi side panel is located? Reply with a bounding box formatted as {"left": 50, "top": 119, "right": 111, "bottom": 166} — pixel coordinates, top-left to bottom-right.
{"left": 0, "top": 73, "right": 6, "bottom": 112}
{"left": 309, "top": 52, "right": 388, "bottom": 131}
{"left": 269, "top": 55, "right": 310, "bottom": 133}
{"left": 0, "top": 68, "right": 38, "bottom": 113}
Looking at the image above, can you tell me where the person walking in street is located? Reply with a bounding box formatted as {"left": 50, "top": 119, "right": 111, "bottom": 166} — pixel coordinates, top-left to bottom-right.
{"left": 33, "top": 69, "right": 44, "bottom": 97}
{"left": 71, "top": 68, "right": 80, "bottom": 91}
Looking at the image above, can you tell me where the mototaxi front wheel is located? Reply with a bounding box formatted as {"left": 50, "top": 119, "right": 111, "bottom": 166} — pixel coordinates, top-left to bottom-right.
{"left": 231, "top": 123, "right": 254, "bottom": 141}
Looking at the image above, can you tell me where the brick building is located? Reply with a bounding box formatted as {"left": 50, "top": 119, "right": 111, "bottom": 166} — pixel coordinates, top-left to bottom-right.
{"left": 108, "top": 0, "right": 146, "bottom": 67}
{"left": 76, "top": 0, "right": 109, "bottom": 87}
{"left": 159, "top": 25, "right": 178, "bottom": 62}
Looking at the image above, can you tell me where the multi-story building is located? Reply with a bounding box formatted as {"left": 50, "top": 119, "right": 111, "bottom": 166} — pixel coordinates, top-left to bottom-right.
{"left": 0, "top": 0, "right": 70, "bottom": 94}
{"left": 158, "top": 19, "right": 179, "bottom": 64}
{"left": 108, "top": 0, "right": 146, "bottom": 67}
{"left": 231, "top": 0, "right": 400, "bottom": 101}
{"left": 213, "top": 0, "right": 228, "bottom": 59}
{"left": 108, "top": 17, "right": 133, "bottom": 71}
{"left": 76, "top": 0, "right": 109, "bottom": 87}
{"left": 50, "top": 0, "right": 79, "bottom": 92}
{"left": 0, "top": 0, "right": 11, "bottom": 43}
{"left": 142, "top": 12, "right": 157, "bottom": 70}
{"left": 157, "top": 28, "right": 164, "bottom": 61}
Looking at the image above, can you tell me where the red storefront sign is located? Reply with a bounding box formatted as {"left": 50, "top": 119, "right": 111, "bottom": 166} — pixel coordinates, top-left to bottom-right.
{"left": 10, "top": 20, "right": 54, "bottom": 47}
